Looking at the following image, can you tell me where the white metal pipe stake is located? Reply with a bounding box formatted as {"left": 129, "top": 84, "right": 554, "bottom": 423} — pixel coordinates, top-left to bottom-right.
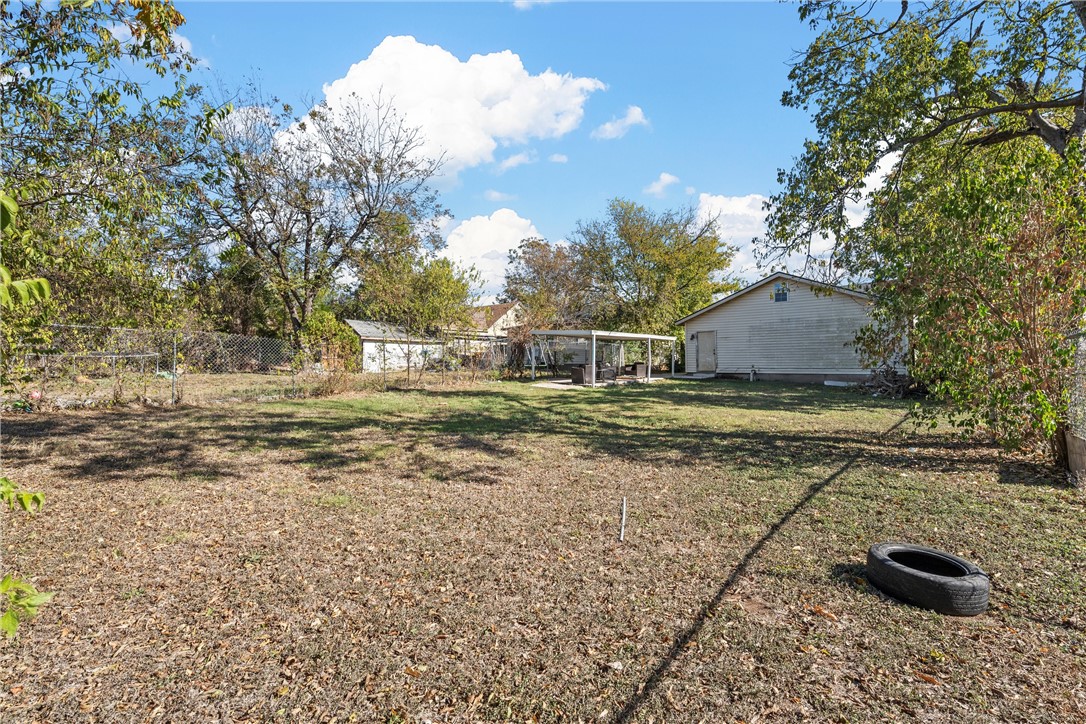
{"left": 619, "top": 496, "right": 627, "bottom": 542}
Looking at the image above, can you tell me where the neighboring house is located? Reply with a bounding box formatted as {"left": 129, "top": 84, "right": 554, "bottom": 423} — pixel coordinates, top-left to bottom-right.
{"left": 466, "top": 301, "right": 522, "bottom": 339}
{"left": 343, "top": 320, "right": 443, "bottom": 373}
{"left": 446, "top": 301, "right": 523, "bottom": 363}
{"left": 675, "top": 272, "right": 880, "bottom": 383}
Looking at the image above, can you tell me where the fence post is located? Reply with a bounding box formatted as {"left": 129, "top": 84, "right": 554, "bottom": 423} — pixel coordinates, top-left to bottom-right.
{"left": 1069, "top": 329, "right": 1086, "bottom": 487}
{"left": 171, "top": 333, "right": 178, "bottom": 405}
{"left": 40, "top": 354, "right": 48, "bottom": 408}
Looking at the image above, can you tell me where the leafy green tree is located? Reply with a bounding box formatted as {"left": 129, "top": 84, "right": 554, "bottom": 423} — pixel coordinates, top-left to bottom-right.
{"left": 502, "top": 237, "right": 594, "bottom": 331}
{"left": 764, "top": 0, "right": 1086, "bottom": 264}
{"left": 194, "top": 90, "right": 446, "bottom": 348}
{"left": 299, "top": 309, "right": 361, "bottom": 372}
{"left": 0, "top": 193, "right": 53, "bottom": 637}
{"left": 1, "top": 194, "right": 55, "bottom": 401}
{"left": 1, "top": 0, "right": 210, "bottom": 329}
{"left": 855, "top": 142, "right": 1085, "bottom": 468}
{"left": 570, "top": 199, "right": 738, "bottom": 337}
{"left": 414, "top": 258, "right": 480, "bottom": 382}
{"left": 766, "top": 1, "right": 1086, "bottom": 471}
{"left": 187, "top": 243, "right": 286, "bottom": 337}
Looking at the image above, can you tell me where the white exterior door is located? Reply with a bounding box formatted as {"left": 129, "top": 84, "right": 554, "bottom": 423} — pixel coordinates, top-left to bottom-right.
{"left": 696, "top": 331, "right": 716, "bottom": 372}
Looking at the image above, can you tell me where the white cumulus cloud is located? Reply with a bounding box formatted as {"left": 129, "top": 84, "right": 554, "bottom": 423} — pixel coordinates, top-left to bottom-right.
{"left": 695, "top": 158, "right": 900, "bottom": 285}
{"left": 442, "top": 209, "right": 540, "bottom": 302}
{"left": 496, "top": 151, "right": 535, "bottom": 174}
{"left": 320, "top": 36, "right": 605, "bottom": 180}
{"left": 591, "top": 105, "right": 649, "bottom": 140}
{"left": 484, "top": 189, "right": 515, "bottom": 202}
{"left": 696, "top": 193, "right": 769, "bottom": 281}
{"left": 643, "top": 172, "right": 680, "bottom": 198}
{"left": 548, "top": 153, "right": 568, "bottom": 163}
{"left": 697, "top": 192, "right": 843, "bottom": 281}
{"left": 171, "top": 32, "right": 193, "bottom": 54}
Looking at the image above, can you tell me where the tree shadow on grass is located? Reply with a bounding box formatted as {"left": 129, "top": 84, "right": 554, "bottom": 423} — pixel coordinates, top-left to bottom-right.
{"left": 611, "top": 417, "right": 908, "bottom": 724}
{"left": 1, "top": 385, "right": 1002, "bottom": 490}
{"left": 997, "top": 459, "right": 1068, "bottom": 488}
{"left": 1, "top": 406, "right": 233, "bottom": 483}
{"left": 598, "top": 377, "right": 911, "bottom": 415}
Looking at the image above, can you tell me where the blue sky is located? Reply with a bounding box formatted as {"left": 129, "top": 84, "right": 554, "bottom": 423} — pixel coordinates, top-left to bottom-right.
{"left": 175, "top": 1, "right": 820, "bottom": 299}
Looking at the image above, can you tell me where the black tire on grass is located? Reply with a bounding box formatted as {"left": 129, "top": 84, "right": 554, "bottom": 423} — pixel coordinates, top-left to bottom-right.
{"left": 866, "top": 542, "right": 989, "bottom": 616}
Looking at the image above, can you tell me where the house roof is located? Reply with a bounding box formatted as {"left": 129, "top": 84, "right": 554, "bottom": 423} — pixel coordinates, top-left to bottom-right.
{"left": 674, "top": 272, "right": 872, "bottom": 326}
{"left": 343, "top": 319, "right": 436, "bottom": 343}
{"left": 470, "top": 301, "right": 519, "bottom": 331}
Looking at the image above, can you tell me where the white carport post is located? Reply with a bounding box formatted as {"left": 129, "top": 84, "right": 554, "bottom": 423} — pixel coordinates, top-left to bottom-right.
{"left": 530, "top": 338, "right": 536, "bottom": 380}
{"left": 589, "top": 331, "right": 597, "bottom": 385}
{"left": 647, "top": 339, "right": 652, "bottom": 382}
{"left": 670, "top": 340, "right": 675, "bottom": 376}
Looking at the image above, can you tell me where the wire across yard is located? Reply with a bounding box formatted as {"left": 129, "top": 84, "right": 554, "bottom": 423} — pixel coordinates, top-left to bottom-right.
{"left": 1, "top": 380, "right": 1084, "bottom": 721}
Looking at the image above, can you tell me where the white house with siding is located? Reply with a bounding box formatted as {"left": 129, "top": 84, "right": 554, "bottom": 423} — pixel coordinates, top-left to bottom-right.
{"left": 675, "top": 272, "right": 876, "bottom": 383}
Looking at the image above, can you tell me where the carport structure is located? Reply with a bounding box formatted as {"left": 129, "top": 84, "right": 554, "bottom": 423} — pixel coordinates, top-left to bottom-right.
{"left": 529, "top": 329, "right": 677, "bottom": 385}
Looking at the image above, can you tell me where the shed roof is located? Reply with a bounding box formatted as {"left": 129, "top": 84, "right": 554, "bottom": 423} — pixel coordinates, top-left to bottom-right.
{"left": 343, "top": 319, "right": 436, "bottom": 343}
{"left": 674, "top": 272, "right": 872, "bottom": 326}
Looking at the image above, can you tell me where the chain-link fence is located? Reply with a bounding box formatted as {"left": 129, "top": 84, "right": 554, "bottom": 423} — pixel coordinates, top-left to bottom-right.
{"left": 3, "top": 325, "right": 517, "bottom": 410}
{"left": 15, "top": 325, "right": 301, "bottom": 407}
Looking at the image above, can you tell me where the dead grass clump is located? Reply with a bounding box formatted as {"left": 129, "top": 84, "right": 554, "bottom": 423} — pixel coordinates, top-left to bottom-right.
{"left": 305, "top": 369, "right": 360, "bottom": 398}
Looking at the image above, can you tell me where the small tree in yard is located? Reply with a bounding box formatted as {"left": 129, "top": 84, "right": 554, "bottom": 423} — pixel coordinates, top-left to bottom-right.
{"left": 501, "top": 237, "right": 595, "bottom": 378}
{"left": 300, "top": 309, "right": 361, "bottom": 372}
{"left": 502, "top": 237, "right": 595, "bottom": 329}
{"left": 355, "top": 253, "right": 478, "bottom": 386}
{"left": 571, "top": 199, "right": 738, "bottom": 340}
{"left": 414, "top": 260, "right": 479, "bottom": 384}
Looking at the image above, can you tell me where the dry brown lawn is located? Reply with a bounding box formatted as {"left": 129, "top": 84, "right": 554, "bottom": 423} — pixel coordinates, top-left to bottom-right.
{"left": 1, "top": 380, "right": 1084, "bottom": 722}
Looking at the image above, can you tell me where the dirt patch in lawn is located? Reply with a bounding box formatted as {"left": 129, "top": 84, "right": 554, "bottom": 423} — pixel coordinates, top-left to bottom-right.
{"left": 2, "top": 380, "right": 1084, "bottom": 722}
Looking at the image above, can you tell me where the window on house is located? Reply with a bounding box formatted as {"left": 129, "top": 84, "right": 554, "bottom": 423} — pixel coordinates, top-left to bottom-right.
{"left": 773, "top": 282, "right": 789, "bottom": 302}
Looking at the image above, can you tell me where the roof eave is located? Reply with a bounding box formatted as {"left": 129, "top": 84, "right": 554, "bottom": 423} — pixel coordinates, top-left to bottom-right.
{"left": 674, "top": 272, "right": 871, "bottom": 325}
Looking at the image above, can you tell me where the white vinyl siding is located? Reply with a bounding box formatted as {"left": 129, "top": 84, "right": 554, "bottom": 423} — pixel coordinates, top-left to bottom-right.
{"left": 360, "top": 340, "right": 443, "bottom": 373}
{"left": 683, "top": 280, "right": 872, "bottom": 376}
